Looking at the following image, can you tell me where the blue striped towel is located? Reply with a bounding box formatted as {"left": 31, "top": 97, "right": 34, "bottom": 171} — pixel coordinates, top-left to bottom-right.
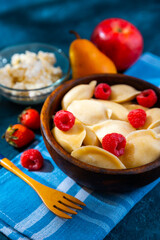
{"left": 0, "top": 52, "right": 160, "bottom": 240}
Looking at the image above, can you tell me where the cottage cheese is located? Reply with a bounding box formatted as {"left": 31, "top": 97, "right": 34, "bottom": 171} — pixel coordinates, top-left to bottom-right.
{"left": 0, "top": 51, "right": 62, "bottom": 90}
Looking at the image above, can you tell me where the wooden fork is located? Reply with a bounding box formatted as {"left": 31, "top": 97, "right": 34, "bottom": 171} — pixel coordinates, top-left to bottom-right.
{"left": 0, "top": 155, "right": 85, "bottom": 219}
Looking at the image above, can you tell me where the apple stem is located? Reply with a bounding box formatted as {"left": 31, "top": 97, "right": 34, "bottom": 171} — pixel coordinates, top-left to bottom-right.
{"left": 114, "top": 27, "right": 123, "bottom": 33}
{"left": 69, "top": 30, "right": 81, "bottom": 39}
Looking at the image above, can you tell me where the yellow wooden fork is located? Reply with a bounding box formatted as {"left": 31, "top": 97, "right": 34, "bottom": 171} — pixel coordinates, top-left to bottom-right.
{"left": 0, "top": 155, "right": 85, "bottom": 219}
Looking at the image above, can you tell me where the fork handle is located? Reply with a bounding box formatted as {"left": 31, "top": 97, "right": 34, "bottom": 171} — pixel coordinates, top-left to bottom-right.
{"left": 0, "top": 157, "right": 40, "bottom": 190}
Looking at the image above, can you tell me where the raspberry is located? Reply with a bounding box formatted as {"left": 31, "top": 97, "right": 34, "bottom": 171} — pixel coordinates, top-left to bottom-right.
{"left": 136, "top": 89, "right": 157, "bottom": 108}
{"left": 94, "top": 83, "right": 111, "bottom": 100}
{"left": 21, "top": 149, "right": 44, "bottom": 171}
{"left": 102, "top": 133, "right": 126, "bottom": 157}
{"left": 128, "top": 109, "right": 146, "bottom": 128}
{"left": 54, "top": 110, "right": 75, "bottom": 131}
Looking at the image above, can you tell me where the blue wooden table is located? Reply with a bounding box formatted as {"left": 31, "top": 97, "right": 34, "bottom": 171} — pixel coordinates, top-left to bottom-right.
{"left": 0, "top": 0, "right": 160, "bottom": 239}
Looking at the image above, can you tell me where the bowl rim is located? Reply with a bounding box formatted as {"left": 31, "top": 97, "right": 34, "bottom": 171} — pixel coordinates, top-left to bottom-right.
{"left": 41, "top": 73, "right": 160, "bottom": 175}
{"left": 0, "top": 42, "right": 71, "bottom": 92}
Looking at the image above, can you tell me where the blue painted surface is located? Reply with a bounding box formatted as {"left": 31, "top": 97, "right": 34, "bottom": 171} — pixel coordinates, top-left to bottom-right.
{"left": 0, "top": 153, "right": 4, "bottom": 160}
{"left": 0, "top": 0, "right": 160, "bottom": 239}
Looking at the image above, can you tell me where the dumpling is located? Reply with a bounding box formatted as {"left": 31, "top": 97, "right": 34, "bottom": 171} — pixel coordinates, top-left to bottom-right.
{"left": 122, "top": 102, "right": 148, "bottom": 111}
{"left": 97, "top": 99, "right": 128, "bottom": 121}
{"left": 141, "top": 108, "right": 160, "bottom": 129}
{"left": 83, "top": 125, "right": 101, "bottom": 146}
{"left": 119, "top": 130, "right": 160, "bottom": 168}
{"left": 110, "top": 84, "right": 140, "bottom": 103}
{"left": 148, "top": 120, "right": 160, "bottom": 135}
{"left": 90, "top": 120, "right": 135, "bottom": 142}
{"left": 52, "top": 119, "right": 86, "bottom": 153}
{"left": 61, "top": 80, "right": 97, "bottom": 109}
{"left": 67, "top": 99, "right": 112, "bottom": 125}
{"left": 71, "top": 146, "right": 126, "bottom": 169}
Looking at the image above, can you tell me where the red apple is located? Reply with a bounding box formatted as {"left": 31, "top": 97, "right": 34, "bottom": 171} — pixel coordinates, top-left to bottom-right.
{"left": 91, "top": 18, "right": 143, "bottom": 71}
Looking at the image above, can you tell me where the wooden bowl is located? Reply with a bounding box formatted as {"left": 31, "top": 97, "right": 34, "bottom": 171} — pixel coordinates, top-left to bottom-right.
{"left": 40, "top": 74, "right": 160, "bottom": 192}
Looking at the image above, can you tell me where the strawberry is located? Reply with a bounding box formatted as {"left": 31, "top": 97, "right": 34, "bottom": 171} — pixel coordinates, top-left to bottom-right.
{"left": 18, "top": 108, "right": 40, "bottom": 130}
{"left": 5, "top": 124, "right": 35, "bottom": 148}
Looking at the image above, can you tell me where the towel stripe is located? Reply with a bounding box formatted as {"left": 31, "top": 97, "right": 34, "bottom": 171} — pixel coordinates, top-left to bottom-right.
{"left": 0, "top": 226, "right": 13, "bottom": 236}
{"left": 14, "top": 178, "right": 132, "bottom": 239}
{"left": 0, "top": 226, "right": 29, "bottom": 240}
{"left": 31, "top": 217, "right": 67, "bottom": 240}
{"left": 57, "top": 176, "right": 75, "bottom": 192}
{"left": 75, "top": 187, "right": 92, "bottom": 200}
{"left": 14, "top": 177, "right": 75, "bottom": 233}
{"left": 31, "top": 187, "right": 92, "bottom": 240}
{"left": 78, "top": 213, "right": 110, "bottom": 233}
{"left": 15, "top": 204, "right": 48, "bottom": 233}
{"left": 110, "top": 193, "right": 135, "bottom": 206}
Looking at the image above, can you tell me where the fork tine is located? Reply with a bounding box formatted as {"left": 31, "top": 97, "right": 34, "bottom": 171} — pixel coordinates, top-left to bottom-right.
{"left": 52, "top": 206, "right": 72, "bottom": 219}
{"left": 64, "top": 194, "right": 86, "bottom": 206}
{"left": 61, "top": 197, "right": 82, "bottom": 210}
{"left": 56, "top": 202, "right": 77, "bottom": 215}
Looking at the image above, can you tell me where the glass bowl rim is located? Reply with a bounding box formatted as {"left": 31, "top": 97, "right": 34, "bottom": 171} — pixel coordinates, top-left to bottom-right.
{"left": 0, "top": 42, "right": 71, "bottom": 92}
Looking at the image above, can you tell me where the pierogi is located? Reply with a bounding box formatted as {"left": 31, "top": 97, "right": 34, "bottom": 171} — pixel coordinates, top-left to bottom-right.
{"left": 110, "top": 84, "right": 140, "bottom": 103}
{"left": 148, "top": 120, "right": 160, "bottom": 135}
{"left": 71, "top": 146, "right": 126, "bottom": 169}
{"left": 119, "top": 130, "right": 160, "bottom": 168}
{"left": 96, "top": 100, "right": 128, "bottom": 121}
{"left": 62, "top": 80, "right": 97, "bottom": 109}
{"left": 83, "top": 125, "right": 100, "bottom": 146}
{"left": 122, "top": 102, "right": 148, "bottom": 111}
{"left": 90, "top": 120, "right": 135, "bottom": 142}
{"left": 52, "top": 81, "right": 160, "bottom": 170}
{"left": 141, "top": 108, "right": 160, "bottom": 129}
{"left": 67, "top": 99, "right": 112, "bottom": 125}
{"left": 52, "top": 119, "right": 86, "bottom": 153}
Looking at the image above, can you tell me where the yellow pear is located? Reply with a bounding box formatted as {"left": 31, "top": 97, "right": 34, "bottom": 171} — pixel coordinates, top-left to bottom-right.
{"left": 69, "top": 31, "right": 117, "bottom": 79}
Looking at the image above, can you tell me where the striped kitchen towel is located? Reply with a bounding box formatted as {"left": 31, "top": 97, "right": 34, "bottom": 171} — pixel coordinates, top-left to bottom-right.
{"left": 0, "top": 52, "right": 160, "bottom": 240}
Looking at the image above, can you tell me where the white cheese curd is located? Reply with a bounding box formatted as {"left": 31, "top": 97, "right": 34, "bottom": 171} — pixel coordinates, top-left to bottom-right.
{"left": 0, "top": 50, "right": 62, "bottom": 99}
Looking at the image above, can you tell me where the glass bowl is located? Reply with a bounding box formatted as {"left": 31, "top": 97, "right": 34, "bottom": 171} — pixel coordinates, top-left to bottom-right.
{"left": 0, "top": 43, "right": 70, "bottom": 105}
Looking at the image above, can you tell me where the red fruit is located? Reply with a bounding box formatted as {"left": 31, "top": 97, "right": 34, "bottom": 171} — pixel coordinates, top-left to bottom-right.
{"left": 21, "top": 149, "right": 44, "bottom": 171}
{"left": 19, "top": 108, "right": 40, "bottom": 130}
{"left": 5, "top": 124, "right": 35, "bottom": 148}
{"left": 136, "top": 89, "right": 157, "bottom": 108}
{"left": 91, "top": 18, "right": 143, "bottom": 71}
{"left": 94, "top": 83, "right": 111, "bottom": 100}
{"left": 128, "top": 109, "right": 146, "bottom": 128}
{"left": 54, "top": 110, "right": 75, "bottom": 131}
{"left": 102, "top": 133, "right": 126, "bottom": 157}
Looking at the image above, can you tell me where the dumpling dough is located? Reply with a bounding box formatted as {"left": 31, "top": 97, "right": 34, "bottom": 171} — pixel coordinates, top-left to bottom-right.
{"left": 97, "top": 99, "right": 128, "bottom": 121}
{"left": 67, "top": 99, "right": 112, "bottom": 125}
{"left": 122, "top": 102, "right": 148, "bottom": 111}
{"left": 141, "top": 108, "right": 160, "bottom": 129}
{"left": 119, "top": 130, "right": 160, "bottom": 168}
{"left": 71, "top": 146, "right": 126, "bottom": 169}
{"left": 110, "top": 84, "right": 140, "bottom": 103}
{"left": 52, "top": 119, "right": 86, "bottom": 153}
{"left": 90, "top": 120, "right": 135, "bottom": 142}
{"left": 61, "top": 81, "right": 97, "bottom": 109}
{"left": 148, "top": 120, "right": 160, "bottom": 135}
{"left": 83, "top": 125, "right": 100, "bottom": 146}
